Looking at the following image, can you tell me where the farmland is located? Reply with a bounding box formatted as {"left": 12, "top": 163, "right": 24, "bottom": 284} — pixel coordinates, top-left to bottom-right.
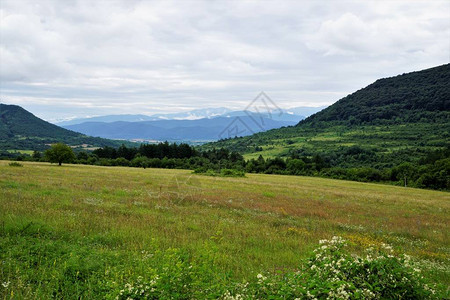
{"left": 1, "top": 161, "right": 449, "bottom": 298}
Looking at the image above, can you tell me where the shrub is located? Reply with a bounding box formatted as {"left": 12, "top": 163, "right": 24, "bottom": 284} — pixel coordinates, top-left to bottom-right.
{"left": 193, "top": 168, "right": 245, "bottom": 177}
{"left": 224, "top": 237, "right": 439, "bottom": 299}
{"left": 220, "top": 169, "right": 245, "bottom": 177}
{"left": 8, "top": 162, "right": 23, "bottom": 167}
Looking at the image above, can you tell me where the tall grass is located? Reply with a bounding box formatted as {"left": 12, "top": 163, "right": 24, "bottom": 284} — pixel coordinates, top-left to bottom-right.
{"left": 0, "top": 161, "right": 448, "bottom": 298}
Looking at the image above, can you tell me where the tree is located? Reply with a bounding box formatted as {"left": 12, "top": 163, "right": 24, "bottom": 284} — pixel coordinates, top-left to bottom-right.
{"left": 32, "top": 150, "right": 41, "bottom": 160}
{"left": 45, "top": 143, "right": 75, "bottom": 166}
{"left": 392, "top": 162, "right": 416, "bottom": 187}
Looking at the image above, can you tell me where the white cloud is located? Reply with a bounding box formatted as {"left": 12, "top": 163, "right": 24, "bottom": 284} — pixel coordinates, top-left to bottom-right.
{"left": 0, "top": 0, "right": 449, "bottom": 120}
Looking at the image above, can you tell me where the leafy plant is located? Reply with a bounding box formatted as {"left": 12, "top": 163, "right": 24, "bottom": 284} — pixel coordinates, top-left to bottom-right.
{"left": 223, "top": 237, "right": 441, "bottom": 299}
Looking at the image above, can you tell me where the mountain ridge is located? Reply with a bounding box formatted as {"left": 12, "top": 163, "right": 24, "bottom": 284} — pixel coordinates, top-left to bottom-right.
{"left": 62, "top": 116, "right": 296, "bottom": 141}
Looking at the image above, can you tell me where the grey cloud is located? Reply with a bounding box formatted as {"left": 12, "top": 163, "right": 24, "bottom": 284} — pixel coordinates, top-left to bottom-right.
{"left": 0, "top": 0, "right": 449, "bottom": 121}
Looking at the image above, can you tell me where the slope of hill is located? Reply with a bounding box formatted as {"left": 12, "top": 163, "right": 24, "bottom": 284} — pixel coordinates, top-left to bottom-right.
{"left": 302, "top": 64, "right": 449, "bottom": 126}
{"left": 62, "top": 115, "right": 296, "bottom": 141}
{"left": 202, "top": 64, "right": 450, "bottom": 168}
{"left": 0, "top": 104, "right": 123, "bottom": 151}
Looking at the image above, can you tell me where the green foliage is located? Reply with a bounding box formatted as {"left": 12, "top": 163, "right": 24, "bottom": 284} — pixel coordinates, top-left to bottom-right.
{"left": 193, "top": 168, "right": 246, "bottom": 177}
{"left": 223, "top": 237, "right": 441, "bottom": 299}
{"left": 303, "top": 64, "right": 449, "bottom": 126}
{"left": 1, "top": 222, "right": 445, "bottom": 299}
{"left": 44, "top": 143, "right": 75, "bottom": 166}
{"left": 8, "top": 162, "right": 23, "bottom": 167}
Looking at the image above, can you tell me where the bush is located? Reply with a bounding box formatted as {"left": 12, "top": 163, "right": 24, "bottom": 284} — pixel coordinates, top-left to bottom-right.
{"left": 224, "top": 237, "right": 439, "bottom": 299}
{"left": 8, "top": 162, "right": 23, "bottom": 167}
{"left": 112, "top": 157, "right": 130, "bottom": 166}
{"left": 193, "top": 168, "right": 245, "bottom": 177}
{"left": 220, "top": 168, "right": 245, "bottom": 177}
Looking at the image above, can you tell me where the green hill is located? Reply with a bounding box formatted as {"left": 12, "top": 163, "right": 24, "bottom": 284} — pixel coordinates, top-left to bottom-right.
{"left": 203, "top": 64, "right": 450, "bottom": 168}
{"left": 0, "top": 103, "right": 123, "bottom": 151}
{"left": 303, "top": 64, "right": 449, "bottom": 126}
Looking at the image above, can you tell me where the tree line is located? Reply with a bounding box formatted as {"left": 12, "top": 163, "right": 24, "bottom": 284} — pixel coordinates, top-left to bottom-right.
{"left": 2, "top": 142, "right": 448, "bottom": 191}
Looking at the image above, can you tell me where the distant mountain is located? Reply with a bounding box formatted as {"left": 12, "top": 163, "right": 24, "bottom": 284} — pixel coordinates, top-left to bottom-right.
{"left": 56, "top": 114, "right": 156, "bottom": 126}
{"left": 55, "top": 106, "right": 317, "bottom": 127}
{"left": 202, "top": 64, "right": 450, "bottom": 168}
{"left": 56, "top": 107, "right": 233, "bottom": 126}
{"left": 63, "top": 116, "right": 296, "bottom": 142}
{"left": 285, "top": 106, "right": 327, "bottom": 117}
{"left": 149, "top": 107, "right": 232, "bottom": 120}
{"left": 0, "top": 104, "right": 122, "bottom": 151}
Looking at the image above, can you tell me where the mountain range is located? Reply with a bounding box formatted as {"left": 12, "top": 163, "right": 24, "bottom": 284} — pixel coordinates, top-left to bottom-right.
{"left": 61, "top": 114, "right": 297, "bottom": 142}
{"left": 54, "top": 106, "right": 325, "bottom": 126}
{"left": 55, "top": 107, "right": 325, "bottom": 142}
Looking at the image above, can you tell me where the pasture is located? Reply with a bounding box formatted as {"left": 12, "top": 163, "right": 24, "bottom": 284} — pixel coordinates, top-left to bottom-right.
{"left": 0, "top": 161, "right": 448, "bottom": 298}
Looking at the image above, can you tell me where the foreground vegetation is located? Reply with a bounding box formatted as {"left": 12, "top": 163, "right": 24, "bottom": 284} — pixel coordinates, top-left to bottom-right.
{"left": 1, "top": 162, "right": 449, "bottom": 298}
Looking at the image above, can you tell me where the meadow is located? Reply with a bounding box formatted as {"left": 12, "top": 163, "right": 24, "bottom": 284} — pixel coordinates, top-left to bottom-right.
{"left": 1, "top": 161, "right": 448, "bottom": 298}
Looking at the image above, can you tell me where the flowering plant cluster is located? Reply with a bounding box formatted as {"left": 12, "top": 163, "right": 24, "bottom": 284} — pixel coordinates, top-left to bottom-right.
{"left": 224, "top": 237, "right": 438, "bottom": 299}
{"left": 113, "top": 237, "right": 440, "bottom": 299}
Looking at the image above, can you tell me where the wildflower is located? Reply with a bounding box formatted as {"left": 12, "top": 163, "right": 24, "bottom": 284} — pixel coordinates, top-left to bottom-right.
{"left": 2, "top": 281, "right": 10, "bottom": 288}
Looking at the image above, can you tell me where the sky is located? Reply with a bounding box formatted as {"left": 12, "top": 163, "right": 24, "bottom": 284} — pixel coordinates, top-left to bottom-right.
{"left": 1, "top": 0, "right": 449, "bottom": 122}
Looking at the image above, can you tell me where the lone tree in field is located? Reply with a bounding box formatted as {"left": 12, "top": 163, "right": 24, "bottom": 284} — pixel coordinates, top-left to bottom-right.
{"left": 45, "top": 143, "right": 75, "bottom": 166}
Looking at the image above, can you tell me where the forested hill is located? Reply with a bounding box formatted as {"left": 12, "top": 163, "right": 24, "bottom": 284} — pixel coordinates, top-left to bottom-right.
{"left": 300, "top": 63, "right": 449, "bottom": 126}
{"left": 201, "top": 64, "right": 450, "bottom": 168}
{"left": 0, "top": 103, "right": 122, "bottom": 151}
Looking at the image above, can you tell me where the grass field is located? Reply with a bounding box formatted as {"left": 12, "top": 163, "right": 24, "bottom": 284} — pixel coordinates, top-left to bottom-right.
{"left": 1, "top": 161, "right": 449, "bottom": 298}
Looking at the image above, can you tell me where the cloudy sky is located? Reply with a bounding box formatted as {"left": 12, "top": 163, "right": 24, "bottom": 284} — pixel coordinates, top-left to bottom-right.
{"left": 1, "top": 0, "right": 449, "bottom": 122}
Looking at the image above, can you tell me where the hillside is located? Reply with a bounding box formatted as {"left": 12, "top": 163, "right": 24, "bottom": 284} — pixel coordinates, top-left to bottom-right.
{"left": 0, "top": 104, "right": 123, "bottom": 151}
{"left": 203, "top": 64, "right": 450, "bottom": 168}
{"left": 302, "top": 64, "right": 449, "bottom": 126}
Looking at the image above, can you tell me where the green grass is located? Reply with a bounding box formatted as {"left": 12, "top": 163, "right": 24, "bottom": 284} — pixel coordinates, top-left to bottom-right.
{"left": 6, "top": 150, "right": 34, "bottom": 155}
{"left": 0, "top": 161, "right": 449, "bottom": 298}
